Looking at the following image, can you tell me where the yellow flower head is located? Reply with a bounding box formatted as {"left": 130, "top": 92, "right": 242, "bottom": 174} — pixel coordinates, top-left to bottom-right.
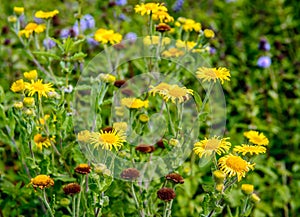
{"left": 18, "top": 23, "right": 46, "bottom": 38}
{"left": 94, "top": 28, "right": 122, "bottom": 45}
{"left": 134, "top": 3, "right": 167, "bottom": 16}
{"left": 35, "top": 10, "right": 59, "bottom": 19}
{"left": 234, "top": 144, "right": 266, "bottom": 155}
{"left": 8, "top": 16, "right": 17, "bottom": 23}
{"left": 169, "top": 138, "right": 179, "bottom": 146}
{"left": 99, "top": 73, "right": 116, "bottom": 83}
{"left": 177, "top": 18, "right": 201, "bottom": 32}
{"left": 89, "top": 129, "right": 126, "bottom": 151}
{"left": 243, "top": 130, "right": 269, "bottom": 146}
{"left": 204, "top": 29, "right": 215, "bottom": 38}
{"left": 34, "top": 134, "right": 53, "bottom": 151}
{"left": 77, "top": 130, "right": 91, "bottom": 143}
{"left": 162, "top": 48, "right": 184, "bottom": 58}
{"left": 143, "top": 36, "right": 171, "bottom": 46}
{"left": 251, "top": 193, "right": 261, "bottom": 203}
{"left": 75, "top": 164, "right": 91, "bottom": 174}
{"left": 149, "top": 83, "right": 193, "bottom": 103}
{"left": 193, "top": 136, "right": 231, "bottom": 158}
{"left": 24, "top": 70, "right": 38, "bottom": 80}
{"left": 23, "top": 97, "right": 35, "bottom": 107}
{"left": 13, "top": 102, "right": 23, "bottom": 109}
{"left": 139, "top": 114, "right": 149, "bottom": 123}
{"left": 121, "top": 97, "right": 149, "bottom": 109}
{"left": 241, "top": 184, "right": 254, "bottom": 195}
{"left": 176, "top": 39, "right": 197, "bottom": 51}
{"left": 30, "top": 175, "right": 54, "bottom": 189}
{"left": 218, "top": 154, "right": 255, "bottom": 182}
{"left": 14, "top": 7, "right": 24, "bottom": 15}
{"left": 196, "top": 67, "right": 231, "bottom": 84}
{"left": 113, "top": 122, "right": 128, "bottom": 132}
{"left": 27, "top": 79, "right": 54, "bottom": 99}
{"left": 152, "top": 11, "right": 174, "bottom": 23}
{"left": 11, "top": 79, "right": 27, "bottom": 92}
{"left": 213, "top": 170, "right": 226, "bottom": 183}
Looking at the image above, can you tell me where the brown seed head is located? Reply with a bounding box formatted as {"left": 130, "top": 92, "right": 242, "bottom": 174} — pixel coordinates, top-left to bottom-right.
{"left": 157, "top": 187, "right": 176, "bottom": 201}
{"left": 114, "top": 80, "right": 127, "bottom": 88}
{"left": 120, "top": 168, "right": 140, "bottom": 180}
{"left": 63, "top": 183, "right": 81, "bottom": 195}
{"left": 135, "top": 144, "right": 155, "bottom": 153}
{"left": 165, "top": 173, "right": 184, "bottom": 184}
{"left": 75, "top": 164, "right": 91, "bottom": 174}
{"left": 156, "top": 23, "right": 171, "bottom": 33}
{"left": 156, "top": 139, "right": 165, "bottom": 149}
{"left": 102, "top": 126, "right": 114, "bottom": 133}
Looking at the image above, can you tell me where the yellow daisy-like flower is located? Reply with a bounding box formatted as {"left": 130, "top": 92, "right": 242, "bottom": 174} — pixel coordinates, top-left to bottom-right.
{"left": 162, "top": 48, "right": 185, "bottom": 57}
{"left": 176, "top": 39, "right": 197, "bottom": 51}
{"left": 143, "top": 36, "right": 171, "bottom": 46}
{"left": 35, "top": 10, "right": 59, "bottom": 19}
{"left": 24, "top": 70, "right": 38, "bottom": 80}
{"left": 23, "top": 97, "right": 35, "bottom": 107}
{"left": 203, "top": 29, "right": 215, "bottom": 38}
{"left": 121, "top": 97, "right": 149, "bottom": 109}
{"left": 243, "top": 130, "right": 269, "bottom": 146}
{"left": 134, "top": 3, "right": 167, "bottom": 16}
{"left": 94, "top": 28, "right": 122, "bottom": 45}
{"left": 26, "top": 79, "right": 54, "bottom": 99}
{"left": 99, "top": 73, "right": 116, "bottom": 83}
{"left": 18, "top": 23, "right": 46, "bottom": 38}
{"left": 193, "top": 136, "right": 231, "bottom": 158}
{"left": 77, "top": 130, "right": 91, "bottom": 143}
{"left": 177, "top": 18, "right": 201, "bottom": 32}
{"left": 34, "top": 134, "right": 53, "bottom": 151}
{"left": 13, "top": 7, "right": 24, "bottom": 15}
{"left": 149, "top": 83, "right": 193, "bottom": 103}
{"left": 152, "top": 11, "right": 174, "bottom": 23}
{"left": 11, "top": 79, "right": 27, "bottom": 92}
{"left": 233, "top": 144, "right": 266, "bottom": 155}
{"left": 89, "top": 129, "right": 126, "bottom": 150}
{"left": 30, "top": 175, "right": 54, "bottom": 189}
{"left": 218, "top": 154, "right": 255, "bottom": 182}
{"left": 196, "top": 67, "right": 231, "bottom": 84}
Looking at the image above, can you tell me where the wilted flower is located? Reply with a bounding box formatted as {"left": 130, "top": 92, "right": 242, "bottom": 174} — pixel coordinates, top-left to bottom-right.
{"left": 63, "top": 183, "right": 81, "bottom": 195}
{"left": 165, "top": 173, "right": 184, "bottom": 184}
{"left": 157, "top": 187, "right": 176, "bottom": 201}
{"left": 135, "top": 144, "right": 155, "bottom": 153}
{"left": 120, "top": 168, "right": 140, "bottom": 180}
{"left": 75, "top": 164, "right": 91, "bottom": 174}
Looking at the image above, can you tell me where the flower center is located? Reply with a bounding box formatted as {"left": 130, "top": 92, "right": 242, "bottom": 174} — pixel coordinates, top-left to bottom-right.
{"left": 100, "top": 133, "right": 117, "bottom": 144}
{"left": 225, "top": 156, "right": 247, "bottom": 172}
{"left": 32, "top": 83, "right": 45, "bottom": 91}
{"left": 168, "top": 86, "right": 187, "bottom": 97}
{"left": 205, "top": 69, "right": 218, "bottom": 78}
{"left": 205, "top": 138, "right": 220, "bottom": 150}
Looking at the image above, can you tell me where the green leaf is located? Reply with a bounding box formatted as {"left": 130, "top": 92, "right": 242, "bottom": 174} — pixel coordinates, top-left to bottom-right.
{"left": 32, "top": 51, "right": 61, "bottom": 60}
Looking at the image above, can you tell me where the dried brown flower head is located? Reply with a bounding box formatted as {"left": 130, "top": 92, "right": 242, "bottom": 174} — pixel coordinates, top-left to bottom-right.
{"left": 63, "top": 183, "right": 81, "bottom": 195}
{"left": 156, "top": 23, "right": 171, "bottom": 32}
{"left": 157, "top": 187, "right": 176, "bottom": 201}
{"left": 165, "top": 173, "right": 184, "bottom": 184}
{"left": 114, "top": 80, "right": 127, "bottom": 88}
{"left": 135, "top": 144, "right": 155, "bottom": 153}
{"left": 102, "top": 126, "right": 114, "bottom": 133}
{"left": 120, "top": 168, "right": 140, "bottom": 180}
{"left": 75, "top": 164, "right": 91, "bottom": 174}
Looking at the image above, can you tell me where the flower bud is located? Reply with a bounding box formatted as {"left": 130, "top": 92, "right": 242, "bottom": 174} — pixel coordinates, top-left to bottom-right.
{"left": 213, "top": 170, "right": 226, "bottom": 184}
{"left": 241, "top": 184, "right": 254, "bottom": 195}
{"left": 250, "top": 193, "right": 261, "bottom": 203}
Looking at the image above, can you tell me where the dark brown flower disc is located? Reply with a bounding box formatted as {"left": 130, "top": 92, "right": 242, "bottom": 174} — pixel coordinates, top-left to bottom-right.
{"left": 75, "top": 164, "right": 91, "bottom": 174}
{"left": 157, "top": 187, "right": 176, "bottom": 201}
{"left": 165, "top": 173, "right": 184, "bottom": 184}
{"left": 156, "top": 23, "right": 171, "bottom": 33}
{"left": 120, "top": 168, "right": 140, "bottom": 180}
{"left": 63, "top": 183, "right": 81, "bottom": 195}
{"left": 102, "top": 126, "right": 113, "bottom": 133}
{"left": 135, "top": 144, "right": 155, "bottom": 153}
{"left": 114, "top": 80, "right": 127, "bottom": 88}
{"left": 156, "top": 139, "right": 165, "bottom": 149}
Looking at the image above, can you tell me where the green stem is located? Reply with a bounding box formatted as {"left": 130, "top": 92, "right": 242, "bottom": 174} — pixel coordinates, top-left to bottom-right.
{"left": 163, "top": 202, "right": 169, "bottom": 217}
{"left": 43, "top": 189, "right": 55, "bottom": 217}
{"left": 72, "top": 195, "right": 76, "bottom": 217}
{"left": 167, "top": 200, "right": 174, "bottom": 217}
{"left": 76, "top": 177, "right": 85, "bottom": 217}
{"left": 241, "top": 196, "right": 249, "bottom": 216}
{"left": 165, "top": 103, "right": 176, "bottom": 136}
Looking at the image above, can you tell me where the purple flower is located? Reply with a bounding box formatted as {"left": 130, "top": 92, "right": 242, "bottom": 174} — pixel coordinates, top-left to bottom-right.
{"left": 125, "top": 32, "right": 137, "bottom": 43}
{"left": 257, "top": 56, "right": 271, "bottom": 68}
{"left": 115, "top": 0, "right": 127, "bottom": 6}
{"left": 60, "top": 28, "right": 70, "bottom": 39}
{"left": 259, "top": 38, "right": 271, "bottom": 51}
{"left": 43, "top": 38, "right": 56, "bottom": 49}
{"left": 60, "top": 27, "right": 78, "bottom": 39}
{"left": 173, "top": 0, "right": 184, "bottom": 12}
{"left": 209, "top": 47, "right": 216, "bottom": 55}
{"left": 87, "top": 37, "right": 99, "bottom": 48}
{"left": 73, "top": 14, "right": 95, "bottom": 33}
{"left": 34, "top": 16, "right": 44, "bottom": 24}
{"left": 118, "top": 13, "right": 127, "bottom": 21}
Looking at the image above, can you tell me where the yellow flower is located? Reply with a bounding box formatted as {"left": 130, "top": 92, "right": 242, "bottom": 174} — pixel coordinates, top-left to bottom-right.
{"left": 243, "top": 130, "right": 269, "bottom": 146}
{"left": 250, "top": 193, "right": 261, "bottom": 203}
{"left": 18, "top": 23, "right": 46, "bottom": 38}
{"left": 213, "top": 170, "right": 226, "bottom": 183}
{"left": 11, "top": 79, "right": 27, "bottom": 92}
{"left": 113, "top": 122, "right": 128, "bottom": 132}
{"left": 149, "top": 83, "right": 193, "bottom": 103}
{"left": 26, "top": 79, "right": 54, "bottom": 99}
{"left": 169, "top": 138, "right": 179, "bottom": 146}
{"left": 13, "top": 102, "right": 23, "bottom": 109}
{"left": 193, "top": 136, "right": 231, "bottom": 158}
{"left": 24, "top": 108, "right": 35, "bottom": 116}
{"left": 162, "top": 48, "right": 185, "bottom": 57}
{"left": 176, "top": 39, "right": 197, "bottom": 51}
{"left": 30, "top": 175, "right": 54, "bottom": 189}
{"left": 215, "top": 183, "right": 224, "bottom": 192}
{"left": 218, "top": 154, "right": 255, "bottom": 182}
{"left": 115, "top": 106, "right": 125, "bottom": 116}
{"left": 121, "top": 97, "right": 149, "bottom": 109}
{"left": 13, "top": 7, "right": 24, "bottom": 15}
{"left": 99, "top": 73, "right": 116, "bottom": 83}
{"left": 143, "top": 36, "right": 171, "bottom": 46}
{"left": 204, "top": 29, "right": 215, "bottom": 38}
{"left": 35, "top": 10, "right": 59, "bottom": 19}
{"left": 34, "top": 134, "right": 53, "bottom": 151}
{"left": 94, "top": 28, "right": 122, "bottom": 45}
{"left": 8, "top": 16, "right": 17, "bottom": 23}
{"left": 177, "top": 18, "right": 201, "bottom": 32}
{"left": 39, "top": 114, "right": 50, "bottom": 125}
{"left": 152, "top": 11, "right": 174, "bottom": 23}
{"left": 77, "top": 130, "right": 91, "bottom": 143}
{"left": 24, "top": 70, "right": 38, "bottom": 80}
{"left": 241, "top": 184, "right": 254, "bottom": 195}
{"left": 196, "top": 67, "right": 231, "bottom": 84}
{"left": 75, "top": 164, "right": 91, "bottom": 174}
{"left": 134, "top": 3, "right": 167, "bottom": 16}
{"left": 89, "top": 129, "right": 126, "bottom": 150}
{"left": 139, "top": 114, "right": 149, "bottom": 123}
{"left": 23, "top": 97, "right": 35, "bottom": 107}
{"left": 234, "top": 144, "right": 266, "bottom": 155}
